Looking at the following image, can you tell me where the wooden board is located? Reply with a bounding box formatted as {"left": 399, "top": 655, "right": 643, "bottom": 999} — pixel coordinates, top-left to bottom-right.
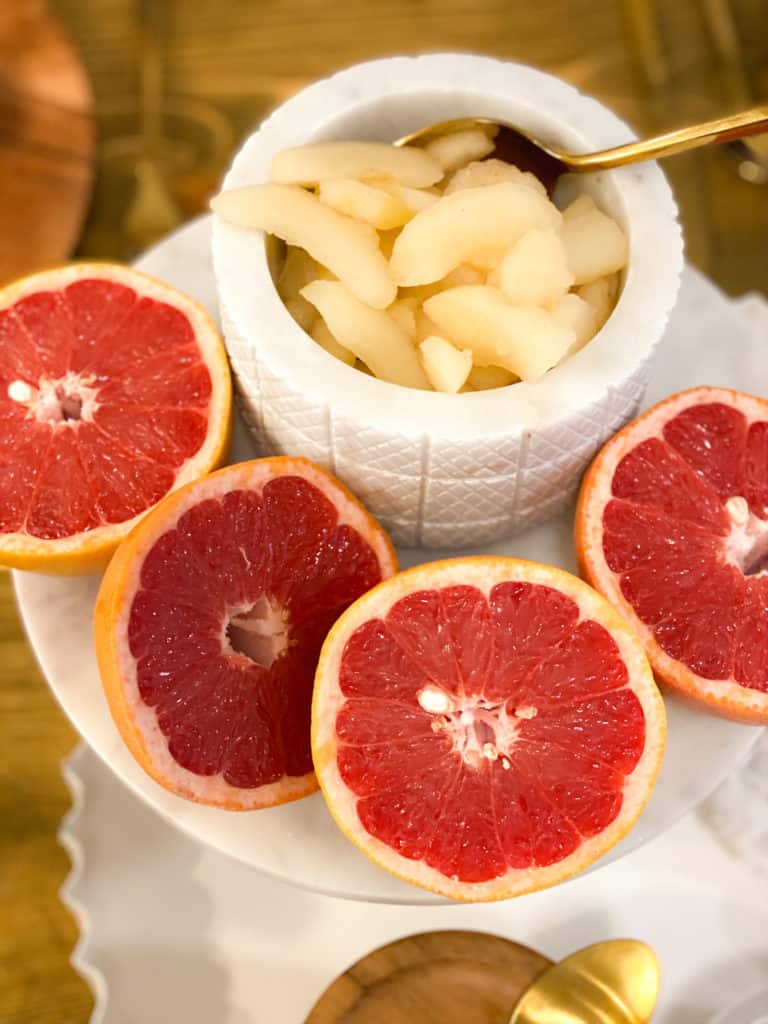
{"left": 304, "top": 930, "right": 552, "bottom": 1023}
{"left": 0, "top": 0, "right": 94, "bottom": 284}
{"left": 0, "top": 570, "right": 93, "bottom": 1023}
{"left": 0, "top": 12, "right": 94, "bottom": 1022}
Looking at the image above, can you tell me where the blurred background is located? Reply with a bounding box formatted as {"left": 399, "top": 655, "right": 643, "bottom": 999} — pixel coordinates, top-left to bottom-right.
{"left": 1, "top": 1, "right": 766, "bottom": 1021}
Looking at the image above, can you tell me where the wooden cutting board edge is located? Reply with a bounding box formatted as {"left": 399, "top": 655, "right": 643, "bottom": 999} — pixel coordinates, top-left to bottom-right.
{"left": 304, "top": 929, "right": 553, "bottom": 1024}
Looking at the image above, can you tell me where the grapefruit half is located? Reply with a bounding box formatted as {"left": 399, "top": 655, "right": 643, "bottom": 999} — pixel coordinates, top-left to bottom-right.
{"left": 577, "top": 386, "right": 768, "bottom": 724}
{"left": 0, "top": 263, "right": 231, "bottom": 574}
{"left": 312, "top": 557, "right": 665, "bottom": 901}
{"left": 94, "top": 457, "right": 397, "bottom": 809}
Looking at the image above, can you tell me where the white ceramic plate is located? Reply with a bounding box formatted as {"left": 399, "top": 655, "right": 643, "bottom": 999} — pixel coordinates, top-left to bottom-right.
{"left": 17, "top": 215, "right": 764, "bottom": 905}
{"left": 60, "top": 743, "right": 768, "bottom": 1024}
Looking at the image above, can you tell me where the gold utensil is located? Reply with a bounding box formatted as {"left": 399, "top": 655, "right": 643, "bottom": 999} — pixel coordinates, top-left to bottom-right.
{"left": 508, "top": 939, "right": 660, "bottom": 1024}
{"left": 702, "top": 0, "right": 768, "bottom": 184}
{"left": 398, "top": 106, "right": 768, "bottom": 187}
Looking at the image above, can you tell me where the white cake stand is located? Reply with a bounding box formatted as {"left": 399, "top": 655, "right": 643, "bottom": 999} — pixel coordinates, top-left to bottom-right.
{"left": 15, "top": 216, "right": 763, "bottom": 905}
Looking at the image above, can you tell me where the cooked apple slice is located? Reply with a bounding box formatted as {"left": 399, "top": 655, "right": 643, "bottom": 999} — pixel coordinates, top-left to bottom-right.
{"left": 414, "top": 307, "right": 442, "bottom": 344}
{"left": 466, "top": 247, "right": 509, "bottom": 273}
{"left": 361, "top": 174, "right": 440, "bottom": 214}
{"left": 562, "top": 194, "right": 597, "bottom": 219}
{"left": 577, "top": 273, "right": 620, "bottom": 329}
{"left": 212, "top": 184, "right": 396, "bottom": 309}
{"left": 277, "top": 245, "right": 329, "bottom": 300}
{"left": 387, "top": 297, "right": 419, "bottom": 336}
{"left": 549, "top": 293, "right": 599, "bottom": 354}
{"left": 493, "top": 227, "right": 574, "bottom": 306}
{"left": 390, "top": 182, "right": 561, "bottom": 286}
{"left": 466, "top": 364, "right": 519, "bottom": 389}
{"left": 302, "top": 280, "right": 430, "bottom": 389}
{"left": 423, "top": 128, "right": 495, "bottom": 174}
{"left": 561, "top": 196, "right": 628, "bottom": 284}
{"left": 424, "top": 285, "right": 575, "bottom": 381}
{"left": 444, "top": 158, "right": 547, "bottom": 197}
{"left": 310, "top": 317, "right": 356, "bottom": 366}
{"left": 318, "top": 178, "right": 413, "bottom": 229}
{"left": 283, "top": 296, "right": 315, "bottom": 332}
{"left": 398, "top": 185, "right": 441, "bottom": 212}
{"left": 270, "top": 141, "right": 443, "bottom": 188}
{"left": 419, "top": 336, "right": 473, "bottom": 394}
{"left": 401, "top": 263, "right": 485, "bottom": 303}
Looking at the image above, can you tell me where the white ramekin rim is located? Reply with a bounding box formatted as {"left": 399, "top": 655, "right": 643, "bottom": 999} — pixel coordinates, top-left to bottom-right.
{"left": 213, "top": 53, "right": 684, "bottom": 440}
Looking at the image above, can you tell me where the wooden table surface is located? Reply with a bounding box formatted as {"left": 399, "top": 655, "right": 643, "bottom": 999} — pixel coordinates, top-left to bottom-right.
{"left": 2, "top": 2, "right": 767, "bottom": 1021}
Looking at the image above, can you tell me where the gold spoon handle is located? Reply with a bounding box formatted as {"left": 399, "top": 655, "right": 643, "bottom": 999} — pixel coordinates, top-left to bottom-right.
{"left": 569, "top": 104, "right": 768, "bottom": 171}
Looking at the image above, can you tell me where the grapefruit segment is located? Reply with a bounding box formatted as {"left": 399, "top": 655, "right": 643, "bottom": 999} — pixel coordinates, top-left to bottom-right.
{"left": 313, "top": 557, "right": 664, "bottom": 901}
{"left": 94, "top": 457, "right": 397, "bottom": 810}
{"left": 0, "top": 263, "right": 231, "bottom": 573}
{"left": 734, "top": 579, "right": 768, "bottom": 690}
{"left": 577, "top": 386, "right": 768, "bottom": 723}
{"left": 610, "top": 437, "right": 729, "bottom": 533}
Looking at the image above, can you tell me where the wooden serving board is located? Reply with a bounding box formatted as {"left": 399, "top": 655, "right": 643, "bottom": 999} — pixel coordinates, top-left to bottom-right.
{"left": 304, "top": 930, "right": 552, "bottom": 1024}
{"left": 0, "top": 0, "right": 94, "bottom": 284}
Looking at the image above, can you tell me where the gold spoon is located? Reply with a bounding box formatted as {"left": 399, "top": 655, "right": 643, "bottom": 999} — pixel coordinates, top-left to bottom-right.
{"left": 508, "top": 939, "right": 660, "bottom": 1024}
{"left": 397, "top": 106, "right": 768, "bottom": 189}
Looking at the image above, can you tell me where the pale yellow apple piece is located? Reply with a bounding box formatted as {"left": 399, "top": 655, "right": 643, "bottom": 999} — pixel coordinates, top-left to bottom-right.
{"left": 361, "top": 175, "right": 440, "bottom": 214}
{"left": 466, "top": 247, "right": 509, "bottom": 273}
{"left": 443, "top": 264, "right": 486, "bottom": 287}
{"left": 277, "top": 246, "right": 329, "bottom": 300}
{"left": 444, "top": 158, "right": 547, "bottom": 197}
{"left": 301, "top": 280, "right": 430, "bottom": 390}
{"left": 310, "top": 317, "right": 356, "bottom": 366}
{"left": 466, "top": 364, "right": 519, "bottom": 389}
{"left": 562, "top": 194, "right": 598, "bottom": 219}
{"left": 424, "top": 128, "right": 495, "bottom": 174}
{"left": 424, "top": 285, "right": 576, "bottom": 381}
{"left": 399, "top": 185, "right": 441, "bottom": 212}
{"left": 561, "top": 198, "right": 628, "bottom": 285}
{"left": 317, "top": 177, "right": 413, "bottom": 229}
{"left": 414, "top": 307, "right": 443, "bottom": 344}
{"left": 270, "top": 141, "right": 443, "bottom": 188}
{"left": 496, "top": 227, "right": 574, "bottom": 306}
{"left": 212, "top": 184, "right": 396, "bottom": 309}
{"left": 549, "top": 293, "right": 599, "bottom": 354}
{"left": 284, "top": 296, "right": 316, "bottom": 332}
{"left": 419, "top": 336, "right": 473, "bottom": 394}
{"left": 577, "top": 273, "right": 620, "bottom": 329}
{"left": 390, "top": 182, "right": 561, "bottom": 286}
{"left": 388, "top": 297, "right": 418, "bottom": 337}
{"left": 401, "top": 264, "right": 486, "bottom": 303}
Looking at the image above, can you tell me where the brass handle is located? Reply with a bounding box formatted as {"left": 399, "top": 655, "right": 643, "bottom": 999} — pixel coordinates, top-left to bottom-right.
{"left": 570, "top": 105, "right": 768, "bottom": 171}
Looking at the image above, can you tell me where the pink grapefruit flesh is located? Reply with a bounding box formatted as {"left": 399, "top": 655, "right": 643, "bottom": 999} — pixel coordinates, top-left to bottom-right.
{"left": 313, "top": 557, "right": 665, "bottom": 901}
{"left": 94, "top": 457, "right": 398, "bottom": 809}
{"left": 577, "top": 386, "right": 768, "bottom": 723}
{"left": 0, "top": 263, "right": 231, "bottom": 573}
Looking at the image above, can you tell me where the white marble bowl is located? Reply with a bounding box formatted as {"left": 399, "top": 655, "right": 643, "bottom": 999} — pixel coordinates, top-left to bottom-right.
{"left": 212, "top": 54, "right": 683, "bottom": 547}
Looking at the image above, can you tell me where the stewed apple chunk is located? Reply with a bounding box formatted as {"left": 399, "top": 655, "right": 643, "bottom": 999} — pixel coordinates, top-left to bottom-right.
{"left": 213, "top": 135, "right": 628, "bottom": 391}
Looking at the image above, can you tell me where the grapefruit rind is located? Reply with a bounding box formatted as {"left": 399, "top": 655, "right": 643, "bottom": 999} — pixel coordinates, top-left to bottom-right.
{"left": 94, "top": 456, "right": 398, "bottom": 810}
{"left": 312, "top": 556, "right": 665, "bottom": 902}
{"left": 576, "top": 385, "right": 768, "bottom": 725}
{"left": 0, "top": 262, "right": 232, "bottom": 575}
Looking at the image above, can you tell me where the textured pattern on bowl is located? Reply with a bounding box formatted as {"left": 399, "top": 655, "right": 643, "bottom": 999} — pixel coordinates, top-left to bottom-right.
{"left": 213, "top": 54, "right": 684, "bottom": 547}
